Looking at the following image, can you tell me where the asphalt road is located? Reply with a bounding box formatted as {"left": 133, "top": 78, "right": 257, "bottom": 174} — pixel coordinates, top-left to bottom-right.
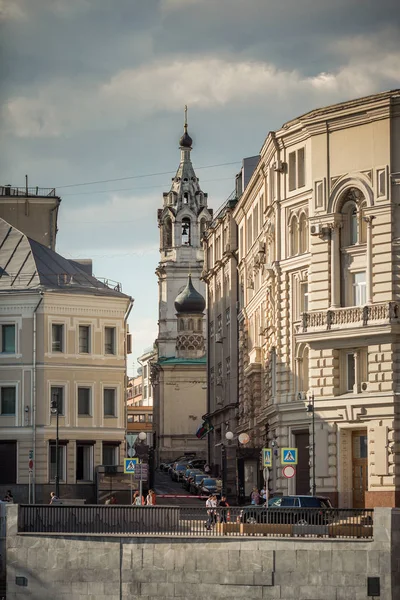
{"left": 153, "top": 469, "right": 206, "bottom": 506}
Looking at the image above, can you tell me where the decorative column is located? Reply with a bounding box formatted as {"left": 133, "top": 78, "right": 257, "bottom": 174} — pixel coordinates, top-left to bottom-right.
{"left": 364, "top": 216, "right": 375, "bottom": 304}
{"left": 330, "top": 223, "right": 341, "bottom": 308}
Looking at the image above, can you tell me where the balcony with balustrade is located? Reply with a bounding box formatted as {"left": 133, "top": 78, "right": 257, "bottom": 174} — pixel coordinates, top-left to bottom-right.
{"left": 296, "top": 302, "right": 400, "bottom": 343}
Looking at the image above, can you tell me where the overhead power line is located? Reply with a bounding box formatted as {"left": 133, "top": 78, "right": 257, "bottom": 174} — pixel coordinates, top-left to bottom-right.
{"left": 54, "top": 161, "right": 240, "bottom": 190}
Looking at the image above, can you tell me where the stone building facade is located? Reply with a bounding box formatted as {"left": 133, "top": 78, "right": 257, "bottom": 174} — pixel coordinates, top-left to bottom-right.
{"left": 0, "top": 188, "right": 132, "bottom": 504}
{"left": 232, "top": 89, "right": 400, "bottom": 508}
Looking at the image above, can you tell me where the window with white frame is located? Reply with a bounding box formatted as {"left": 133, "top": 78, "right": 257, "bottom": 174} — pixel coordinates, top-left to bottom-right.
{"left": 288, "top": 148, "right": 305, "bottom": 191}
{"left": 52, "top": 324, "right": 64, "bottom": 352}
{"left": 104, "top": 388, "right": 116, "bottom": 417}
{"left": 0, "top": 386, "right": 16, "bottom": 415}
{"left": 49, "top": 443, "right": 66, "bottom": 481}
{"left": 102, "top": 444, "right": 119, "bottom": 466}
{"left": 50, "top": 386, "right": 64, "bottom": 415}
{"left": 104, "top": 327, "right": 116, "bottom": 355}
{"left": 76, "top": 444, "right": 93, "bottom": 481}
{"left": 78, "top": 387, "right": 91, "bottom": 416}
{"left": 353, "top": 272, "right": 366, "bottom": 306}
{"left": 1, "top": 324, "right": 16, "bottom": 353}
{"left": 79, "top": 325, "right": 90, "bottom": 353}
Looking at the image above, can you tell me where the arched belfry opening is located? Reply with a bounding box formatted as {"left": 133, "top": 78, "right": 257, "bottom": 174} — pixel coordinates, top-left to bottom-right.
{"left": 182, "top": 217, "right": 191, "bottom": 245}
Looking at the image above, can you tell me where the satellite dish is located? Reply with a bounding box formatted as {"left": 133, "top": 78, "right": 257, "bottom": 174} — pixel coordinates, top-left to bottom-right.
{"left": 238, "top": 433, "right": 250, "bottom": 445}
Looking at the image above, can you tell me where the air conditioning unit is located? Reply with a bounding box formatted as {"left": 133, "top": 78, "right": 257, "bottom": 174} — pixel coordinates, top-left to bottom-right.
{"left": 361, "top": 382, "right": 368, "bottom": 392}
{"left": 273, "top": 160, "right": 284, "bottom": 172}
{"left": 216, "top": 377, "right": 222, "bottom": 386}
{"left": 215, "top": 333, "right": 223, "bottom": 343}
{"left": 310, "top": 223, "right": 322, "bottom": 236}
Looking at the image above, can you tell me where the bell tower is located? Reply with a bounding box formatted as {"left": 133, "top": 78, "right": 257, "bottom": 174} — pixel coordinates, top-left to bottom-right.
{"left": 156, "top": 108, "right": 212, "bottom": 358}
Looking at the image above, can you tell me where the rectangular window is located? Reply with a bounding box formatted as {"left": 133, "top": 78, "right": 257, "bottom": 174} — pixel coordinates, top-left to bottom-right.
{"left": 315, "top": 181, "right": 324, "bottom": 208}
{"left": 217, "top": 314, "right": 222, "bottom": 334}
{"left": 143, "top": 365, "right": 148, "bottom": 379}
{"left": 76, "top": 444, "right": 93, "bottom": 481}
{"left": 0, "top": 442, "right": 17, "bottom": 484}
{"left": 216, "top": 236, "right": 221, "bottom": 260}
{"left": 269, "top": 168, "right": 275, "bottom": 203}
{"left": 347, "top": 354, "right": 356, "bottom": 392}
{"left": 78, "top": 387, "right": 91, "bottom": 416}
{"left": 104, "top": 388, "right": 116, "bottom": 417}
{"left": 239, "top": 226, "right": 244, "bottom": 259}
{"left": 49, "top": 443, "right": 65, "bottom": 481}
{"left": 143, "top": 385, "right": 148, "bottom": 399}
{"left": 79, "top": 325, "right": 90, "bottom": 353}
{"left": 226, "top": 356, "right": 231, "bottom": 375}
{"left": 288, "top": 148, "right": 305, "bottom": 191}
{"left": 253, "top": 205, "right": 258, "bottom": 241}
{"left": 247, "top": 215, "right": 253, "bottom": 250}
{"left": 148, "top": 414, "right": 153, "bottom": 423}
{"left": 0, "top": 387, "right": 16, "bottom": 415}
{"left": 103, "top": 444, "right": 118, "bottom": 466}
{"left": 297, "top": 147, "right": 305, "bottom": 188}
{"left": 127, "top": 415, "right": 134, "bottom": 423}
{"left": 300, "top": 282, "right": 309, "bottom": 314}
{"left": 259, "top": 194, "right": 264, "bottom": 223}
{"left": 50, "top": 386, "right": 64, "bottom": 416}
{"left": 133, "top": 414, "right": 146, "bottom": 423}
{"left": 288, "top": 152, "right": 296, "bottom": 191}
{"left": 52, "top": 324, "right": 64, "bottom": 353}
{"left": 209, "top": 321, "right": 214, "bottom": 337}
{"left": 104, "top": 327, "right": 116, "bottom": 355}
{"left": 353, "top": 272, "right": 367, "bottom": 306}
{"left": 1, "top": 324, "right": 16, "bottom": 353}
{"left": 225, "top": 308, "right": 231, "bottom": 326}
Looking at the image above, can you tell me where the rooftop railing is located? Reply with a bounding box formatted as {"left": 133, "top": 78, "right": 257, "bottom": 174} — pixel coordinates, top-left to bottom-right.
{"left": 0, "top": 185, "right": 57, "bottom": 197}
{"left": 18, "top": 505, "right": 373, "bottom": 539}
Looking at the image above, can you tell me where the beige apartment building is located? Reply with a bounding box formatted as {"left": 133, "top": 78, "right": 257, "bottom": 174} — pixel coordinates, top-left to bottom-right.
{"left": 231, "top": 89, "right": 400, "bottom": 508}
{"left": 0, "top": 188, "right": 132, "bottom": 504}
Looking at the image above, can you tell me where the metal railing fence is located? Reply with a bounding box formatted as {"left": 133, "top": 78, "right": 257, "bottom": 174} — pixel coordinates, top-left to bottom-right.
{"left": 18, "top": 505, "right": 374, "bottom": 539}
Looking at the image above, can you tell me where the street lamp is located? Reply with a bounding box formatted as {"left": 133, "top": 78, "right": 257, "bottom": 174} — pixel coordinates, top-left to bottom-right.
{"left": 50, "top": 390, "right": 61, "bottom": 498}
{"left": 306, "top": 391, "right": 316, "bottom": 496}
{"left": 221, "top": 431, "right": 233, "bottom": 497}
{"left": 137, "top": 431, "right": 147, "bottom": 500}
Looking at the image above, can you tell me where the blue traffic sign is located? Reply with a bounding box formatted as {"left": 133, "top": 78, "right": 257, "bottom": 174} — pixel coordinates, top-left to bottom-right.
{"left": 262, "top": 448, "right": 272, "bottom": 467}
{"left": 281, "top": 448, "right": 298, "bottom": 465}
{"left": 124, "top": 458, "right": 138, "bottom": 473}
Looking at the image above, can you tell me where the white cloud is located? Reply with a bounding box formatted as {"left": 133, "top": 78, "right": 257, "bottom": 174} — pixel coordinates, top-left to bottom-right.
{"left": 0, "top": 0, "right": 26, "bottom": 20}
{"left": 4, "top": 38, "right": 400, "bottom": 138}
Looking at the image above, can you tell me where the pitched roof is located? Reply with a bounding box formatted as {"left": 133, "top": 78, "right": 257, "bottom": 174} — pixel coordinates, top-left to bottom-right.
{"left": 0, "top": 218, "right": 129, "bottom": 298}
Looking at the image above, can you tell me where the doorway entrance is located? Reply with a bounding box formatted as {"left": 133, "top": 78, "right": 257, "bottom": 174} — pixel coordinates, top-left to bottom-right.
{"left": 295, "top": 431, "right": 310, "bottom": 495}
{"left": 352, "top": 430, "right": 367, "bottom": 508}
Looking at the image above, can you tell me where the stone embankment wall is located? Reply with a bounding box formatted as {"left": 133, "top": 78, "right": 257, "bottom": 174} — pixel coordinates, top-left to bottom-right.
{"left": 5, "top": 506, "right": 400, "bottom": 600}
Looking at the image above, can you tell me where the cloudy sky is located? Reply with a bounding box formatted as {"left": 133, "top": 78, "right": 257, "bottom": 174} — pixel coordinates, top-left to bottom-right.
{"left": 1, "top": 0, "right": 399, "bottom": 372}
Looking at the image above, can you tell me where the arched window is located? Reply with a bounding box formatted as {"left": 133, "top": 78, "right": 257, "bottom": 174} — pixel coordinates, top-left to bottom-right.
{"left": 179, "top": 319, "right": 184, "bottom": 331}
{"left": 341, "top": 197, "right": 359, "bottom": 247}
{"left": 197, "top": 319, "right": 202, "bottom": 332}
{"left": 183, "top": 193, "right": 189, "bottom": 205}
{"left": 188, "top": 318, "right": 194, "bottom": 330}
{"left": 359, "top": 201, "right": 367, "bottom": 243}
{"left": 289, "top": 216, "right": 299, "bottom": 256}
{"left": 164, "top": 217, "right": 172, "bottom": 248}
{"left": 182, "top": 218, "right": 191, "bottom": 245}
{"left": 299, "top": 213, "right": 308, "bottom": 254}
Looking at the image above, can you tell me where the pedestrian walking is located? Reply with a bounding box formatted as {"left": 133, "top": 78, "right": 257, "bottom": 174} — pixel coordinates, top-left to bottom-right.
{"left": 260, "top": 486, "right": 268, "bottom": 503}
{"left": 250, "top": 487, "right": 261, "bottom": 505}
{"left": 205, "top": 494, "right": 217, "bottom": 530}
{"left": 132, "top": 491, "right": 144, "bottom": 506}
{"left": 218, "top": 495, "right": 230, "bottom": 523}
{"left": 146, "top": 489, "right": 156, "bottom": 506}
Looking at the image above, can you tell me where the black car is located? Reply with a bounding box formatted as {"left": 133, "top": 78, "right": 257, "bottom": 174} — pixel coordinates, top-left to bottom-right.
{"left": 187, "top": 459, "right": 206, "bottom": 470}
{"left": 240, "top": 495, "right": 333, "bottom": 525}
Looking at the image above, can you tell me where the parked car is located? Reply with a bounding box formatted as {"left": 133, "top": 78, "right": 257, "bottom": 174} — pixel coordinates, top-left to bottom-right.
{"left": 182, "top": 469, "right": 202, "bottom": 490}
{"left": 198, "top": 478, "right": 220, "bottom": 497}
{"left": 240, "top": 495, "right": 333, "bottom": 524}
{"left": 159, "top": 461, "right": 174, "bottom": 472}
{"left": 189, "top": 473, "right": 208, "bottom": 495}
{"left": 187, "top": 459, "right": 206, "bottom": 470}
{"left": 171, "top": 463, "right": 189, "bottom": 482}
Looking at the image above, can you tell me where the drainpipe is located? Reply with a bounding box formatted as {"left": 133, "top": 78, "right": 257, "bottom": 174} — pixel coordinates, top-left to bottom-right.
{"left": 32, "top": 292, "right": 44, "bottom": 504}
{"left": 124, "top": 298, "right": 134, "bottom": 458}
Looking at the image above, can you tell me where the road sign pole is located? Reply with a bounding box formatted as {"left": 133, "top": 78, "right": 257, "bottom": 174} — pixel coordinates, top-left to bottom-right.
{"left": 139, "top": 459, "right": 143, "bottom": 502}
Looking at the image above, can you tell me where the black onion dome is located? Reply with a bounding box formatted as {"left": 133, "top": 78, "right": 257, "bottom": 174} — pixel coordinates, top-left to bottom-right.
{"left": 175, "top": 275, "right": 205, "bottom": 313}
{"left": 179, "top": 127, "right": 193, "bottom": 148}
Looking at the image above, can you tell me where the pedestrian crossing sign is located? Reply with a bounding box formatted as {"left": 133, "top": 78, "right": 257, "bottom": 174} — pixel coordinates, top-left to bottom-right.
{"left": 262, "top": 448, "right": 272, "bottom": 467}
{"left": 281, "top": 448, "right": 298, "bottom": 465}
{"left": 124, "top": 458, "right": 139, "bottom": 473}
